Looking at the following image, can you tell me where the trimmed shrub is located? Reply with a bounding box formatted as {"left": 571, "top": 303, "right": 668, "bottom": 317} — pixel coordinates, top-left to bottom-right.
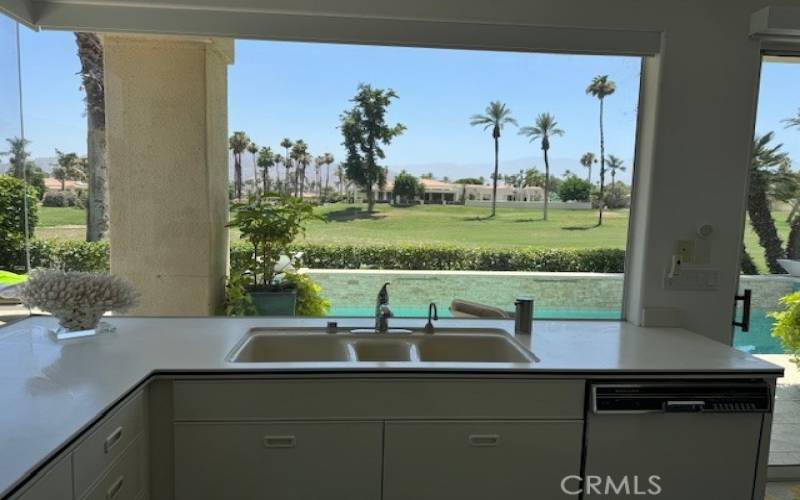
{"left": 232, "top": 241, "right": 626, "bottom": 273}
{"left": 42, "top": 190, "right": 79, "bottom": 207}
{"left": 29, "top": 239, "right": 110, "bottom": 272}
{"left": 0, "top": 176, "right": 39, "bottom": 271}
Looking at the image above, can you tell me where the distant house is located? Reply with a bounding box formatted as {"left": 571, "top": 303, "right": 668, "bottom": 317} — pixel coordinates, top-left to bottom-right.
{"left": 44, "top": 177, "right": 87, "bottom": 191}
{"left": 349, "top": 177, "right": 544, "bottom": 205}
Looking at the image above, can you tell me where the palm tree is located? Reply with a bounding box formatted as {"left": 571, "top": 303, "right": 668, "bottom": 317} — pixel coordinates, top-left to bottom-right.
{"left": 1, "top": 136, "right": 30, "bottom": 179}
{"left": 75, "top": 32, "right": 108, "bottom": 242}
{"left": 247, "top": 141, "right": 259, "bottom": 196}
{"left": 228, "top": 131, "right": 250, "bottom": 200}
{"left": 291, "top": 140, "right": 310, "bottom": 198}
{"left": 336, "top": 164, "right": 346, "bottom": 194}
{"left": 317, "top": 153, "right": 334, "bottom": 201}
{"left": 257, "top": 147, "right": 275, "bottom": 194}
{"left": 580, "top": 152, "right": 596, "bottom": 184}
{"left": 313, "top": 155, "right": 324, "bottom": 200}
{"left": 607, "top": 155, "right": 626, "bottom": 192}
{"left": 519, "top": 113, "right": 564, "bottom": 221}
{"left": 749, "top": 132, "right": 789, "bottom": 274}
{"left": 470, "top": 101, "right": 517, "bottom": 217}
{"left": 783, "top": 109, "right": 800, "bottom": 130}
{"left": 273, "top": 153, "right": 283, "bottom": 191}
{"left": 586, "top": 75, "right": 616, "bottom": 225}
{"left": 280, "top": 138, "right": 293, "bottom": 195}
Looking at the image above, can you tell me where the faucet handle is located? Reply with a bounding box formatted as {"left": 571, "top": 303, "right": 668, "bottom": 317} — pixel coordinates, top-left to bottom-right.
{"left": 378, "top": 282, "right": 390, "bottom": 304}
{"left": 379, "top": 303, "right": 393, "bottom": 317}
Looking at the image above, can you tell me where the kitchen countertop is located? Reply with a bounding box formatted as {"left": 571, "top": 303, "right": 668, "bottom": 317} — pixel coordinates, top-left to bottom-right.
{"left": 0, "top": 315, "right": 783, "bottom": 497}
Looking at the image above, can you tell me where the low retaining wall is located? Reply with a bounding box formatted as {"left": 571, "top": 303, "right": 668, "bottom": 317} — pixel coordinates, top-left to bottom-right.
{"left": 465, "top": 200, "right": 591, "bottom": 210}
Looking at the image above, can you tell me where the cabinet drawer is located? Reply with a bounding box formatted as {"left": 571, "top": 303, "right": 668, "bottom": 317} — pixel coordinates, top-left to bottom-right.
{"left": 383, "top": 420, "right": 583, "bottom": 500}
{"left": 82, "top": 434, "right": 145, "bottom": 500}
{"left": 174, "top": 421, "right": 383, "bottom": 500}
{"left": 173, "top": 379, "right": 584, "bottom": 420}
{"left": 74, "top": 391, "right": 145, "bottom": 497}
{"left": 15, "top": 455, "right": 72, "bottom": 500}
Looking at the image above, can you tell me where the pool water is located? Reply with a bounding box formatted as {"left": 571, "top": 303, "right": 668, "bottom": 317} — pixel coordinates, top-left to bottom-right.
{"left": 329, "top": 306, "right": 786, "bottom": 355}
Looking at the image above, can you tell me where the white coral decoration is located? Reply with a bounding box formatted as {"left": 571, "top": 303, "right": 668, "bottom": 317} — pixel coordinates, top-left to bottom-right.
{"left": 20, "top": 270, "right": 139, "bottom": 331}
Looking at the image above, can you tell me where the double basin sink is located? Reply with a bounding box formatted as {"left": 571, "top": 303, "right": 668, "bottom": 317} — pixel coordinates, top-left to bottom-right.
{"left": 227, "top": 328, "right": 536, "bottom": 364}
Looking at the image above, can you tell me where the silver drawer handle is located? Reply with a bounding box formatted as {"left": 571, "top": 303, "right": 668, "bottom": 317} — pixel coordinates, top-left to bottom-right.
{"left": 263, "top": 435, "right": 296, "bottom": 448}
{"left": 104, "top": 426, "right": 123, "bottom": 454}
{"left": 469, "top": 434, "right": 500, "bottom": 447}
{"left": 106, "top": 475, "right": 124, "bottom": 499}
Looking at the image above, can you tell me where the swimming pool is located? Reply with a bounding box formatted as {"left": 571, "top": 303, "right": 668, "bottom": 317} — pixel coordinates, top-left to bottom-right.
{"left": 328, "top": 306, "right": 786, "bottom": 355}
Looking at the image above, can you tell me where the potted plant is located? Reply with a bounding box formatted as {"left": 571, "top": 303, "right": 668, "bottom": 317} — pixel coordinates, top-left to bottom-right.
{"left": 226, "top": 194, "right": 322, "bottom": 316}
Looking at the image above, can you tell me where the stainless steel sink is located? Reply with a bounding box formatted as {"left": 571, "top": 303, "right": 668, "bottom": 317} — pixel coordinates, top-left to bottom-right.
{"left": 227, "top": 328, "right": 536, "bottom": 364}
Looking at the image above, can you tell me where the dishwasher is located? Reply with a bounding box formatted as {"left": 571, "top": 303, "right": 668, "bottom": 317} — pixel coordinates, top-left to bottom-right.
{"left": 583, "top": 380, "right": 772, "bottom": 500}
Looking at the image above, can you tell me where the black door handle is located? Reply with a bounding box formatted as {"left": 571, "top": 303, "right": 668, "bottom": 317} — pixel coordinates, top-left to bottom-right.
{"left": 733, "top": 289, "right": 752, "bottom": 332}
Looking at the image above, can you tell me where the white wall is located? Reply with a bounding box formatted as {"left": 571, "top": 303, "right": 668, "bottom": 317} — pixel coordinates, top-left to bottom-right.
{"left": 6, "top": 0, "right": 799, "bottom": 342}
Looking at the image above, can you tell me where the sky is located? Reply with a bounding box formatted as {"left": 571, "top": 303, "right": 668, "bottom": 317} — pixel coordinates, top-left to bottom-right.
{"left": 2, "top": 21, "right": 798, "bottom": 184}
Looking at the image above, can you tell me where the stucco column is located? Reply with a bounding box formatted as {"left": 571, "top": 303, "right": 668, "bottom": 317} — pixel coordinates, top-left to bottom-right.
{"left": 103, "top": 35, "right": 233, "bottom": 315}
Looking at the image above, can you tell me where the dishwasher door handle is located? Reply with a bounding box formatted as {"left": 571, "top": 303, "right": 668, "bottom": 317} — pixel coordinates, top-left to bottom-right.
{"left": 664, "top": 400, "right": 705, "bottom": 412}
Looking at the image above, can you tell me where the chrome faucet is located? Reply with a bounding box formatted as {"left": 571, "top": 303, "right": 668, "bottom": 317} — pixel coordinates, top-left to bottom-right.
{"left": 424, "top": 302, "right": 438, "bottom": 334}
{"left": 375, "top": 282, "right": 393, "bottom": 333}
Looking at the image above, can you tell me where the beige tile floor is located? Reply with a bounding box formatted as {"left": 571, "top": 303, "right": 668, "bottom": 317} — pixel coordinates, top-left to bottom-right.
{"left": 757, "top": 355, "right": 800, "bottom": 466}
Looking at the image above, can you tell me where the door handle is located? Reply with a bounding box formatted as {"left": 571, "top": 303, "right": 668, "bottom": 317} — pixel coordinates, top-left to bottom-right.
{"left": 468, "top": 434, "right": 500, "bottom": 447}
{"left": 263, "top": 435, "right": 296, "bottom": 448}
{"left": 106, "top": 475, "right": 124, "bottom": 499}
{"left": 733, "top": 289, "right": 752, "bottom": 332}
{"left": 104, "top": 426, "right": 123, "bottom": 454}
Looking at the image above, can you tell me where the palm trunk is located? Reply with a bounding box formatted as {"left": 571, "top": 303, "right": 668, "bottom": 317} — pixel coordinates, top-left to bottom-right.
{"left": 491, "top": 136, "right": 499, "bottom": 217}
{"left": 252, "top": 153, "right": 258, "bottom": 196}
{"left": 367, "top": 184, "right": 375, "bottom": 212}
{"left": 285, "top": 165, "right": 291, "bottom": 195}
{"left": 787, "top": 215, "right": 800, "bottom": 260}
{"left": 234, "top": 155, "right": 242, "bottom": 199}
{"left": 587, "top": 165, "right": 592, "bottom": 184}
{"left": 324, "top": 165, "right": 330, "bottom": 202}
{"left": 598, "top": 98, "right": 606, "bottom": 226}
{"left": 543, "top": 147, "right": 550, "bottom": 221}
{"left": 748, "top": 170, "right": 786, "bottom": 273}
{"left": 262, "top": 168, "right": 268, "bottom": 193}
{"left": 61, "top": 179, "right": 65, "bottom": 191}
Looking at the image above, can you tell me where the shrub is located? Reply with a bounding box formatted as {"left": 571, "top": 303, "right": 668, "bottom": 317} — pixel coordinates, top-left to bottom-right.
{"left": 29, "top": 239, "right": 110, "bottom": 272}
{"left": 770, "top": 291, "right": 800, "bottom": 366}
{"left": 558, "top": 176, "right": 592, "bottom": 202}
{"left": 42, "top": 190, "right": 79, "bottom": 207}
{"left": 232, "top": 241, "right": 626, "bottom": 273}
{"left": 0, "top": 176, "right": 39, "bottom": 271}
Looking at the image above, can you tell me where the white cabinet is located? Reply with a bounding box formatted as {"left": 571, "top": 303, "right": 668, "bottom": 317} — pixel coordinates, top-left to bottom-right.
{"left": 15, "top": 456, "right": 72, "bottom": 500}
{"left": 383, "top": 420, "right": 584, "bottom": 500}
{"left": 173, "top": 421, "right": 384, "bottom": 500}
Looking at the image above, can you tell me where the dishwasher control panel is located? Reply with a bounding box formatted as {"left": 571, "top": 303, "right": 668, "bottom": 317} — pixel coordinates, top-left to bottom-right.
{"left": 591, "top": 381, "right": 771, "bottom": 414}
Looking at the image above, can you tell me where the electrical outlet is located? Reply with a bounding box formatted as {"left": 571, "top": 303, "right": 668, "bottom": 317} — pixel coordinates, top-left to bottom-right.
{"left": 664, "top": 266, "right": 719, "bottom": 291}
{"left": 675, "top": 239, "right": 695, "bottom": 264}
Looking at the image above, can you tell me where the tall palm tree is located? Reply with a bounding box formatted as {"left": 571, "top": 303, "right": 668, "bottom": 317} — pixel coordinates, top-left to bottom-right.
{"left": 291, "top": 140, "right": 309, "bottom": 198}
{"left": 580, "top": 152, "right": 596, "bottom": 184}
{"left": 228, "top": 131, "right": 250, "bottom": 200}
{"left": 75, "top": 32, "right": 108, "bottom": 242}
{"left": 783, "top": 109, "right": 800, "bottom": 130}
{"left": 317, "top": 153, "right": 334, "bottom": 201}
{"left": 336, "top": 164, "right": 346, "bottom": 194}
{"left": 519, "top": 113, "right": 564, "bottom": 221}
{"left": 1, "top": 137, "right": 29, "bottom": 179}
{"left": 257, "top": 146, "right": 275, "bottom": 194}
{"left": 247, "top": 142, "right": 259, "bottom": 196}
{"left": 280, "top": 138, "right": 293, "bottom": 195}
{"left": 313, "top": 155, "right": 324, "bottom": 200}
{"left": 782, "top": 111, "right": 800, "bottom": 258}
{"left": 273, "top": 153, "right": 283, "bottom": 191}
{"left": 749, "top": 132, "right": 789, "bottom": 274}
{"left": 470, "top": 101, "right": 517, "bottom": 217}
{"left": 586, "top": 75, "right": 616, "bottom": 226}
{"left": 607, "top": 155, "right": 626, "bottom": 192}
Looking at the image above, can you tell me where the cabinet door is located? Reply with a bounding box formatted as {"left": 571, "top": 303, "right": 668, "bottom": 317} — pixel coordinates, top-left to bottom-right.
{"left": 174, "top": 421, "right": 383, "bottom": 500}
{"left": 16, "top": 455, "right": 72, "bottom": 500}
{"left": 383, "top": 420, "right": 583, "bottom": 500}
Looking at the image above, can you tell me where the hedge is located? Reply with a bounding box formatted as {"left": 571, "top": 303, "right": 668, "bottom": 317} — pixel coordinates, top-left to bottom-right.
{"left": 232, "top": 241, "right": 626, "bottom": 273}
{"left": 5, "top": 239, "right": 625, "bottom": 274}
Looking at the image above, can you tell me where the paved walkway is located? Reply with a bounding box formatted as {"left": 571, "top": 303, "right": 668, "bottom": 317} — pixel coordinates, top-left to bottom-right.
{"left": 758, "top": 355, "right": 800, "bottom": 466}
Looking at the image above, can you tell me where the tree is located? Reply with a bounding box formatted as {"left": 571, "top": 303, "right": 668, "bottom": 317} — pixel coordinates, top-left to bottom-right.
{"left": 749, "top": 132, "right": 789, "bottom": 274}
{"left": 607, "top": 155, "right": 626, "bottom": 193}
{"left": 291, "top": 140, "right": 310, "bottom": 198}
{"left": 470, "top": 101, "right": 517, "bottom": 217}
{"left": 519, "top": 112, "right": 564, "bottom": 220}
{"left": 580, "top": 152, "right": 596, "bottom": 183}
{"left": 782, "top": 110, "right": 800, "bottom": 258}
{"left": 75, "top": 32, "right": 108, "bottom": 242}
{"left": 339, "top": 84, "right": 406, "bottom": 212}
{"left": 247, "top": 142, "right": 259, "bottom": 196}
{"left": 335, "top": 164, "right": 346, "bottom": 194}
{"left": 586, "top": 75, "right": 616, "bottom": 226}
{"left": 421, "top": 172, "right": 434, "bottom": 179}
{"left": 52, "top": 149, "right": 86, "bottom": 190}
{"left": 280, "top": 138, "right": 294, "bottom": 195}
{"left": 393, "top": 170, "right": 423, "bottom": 203}
{"left": 455, "top": 177, "right": 484, "bottom": 185}
{"left": 229, "top": 131, "right": 250, "bottom": 200}
{"left": 257, "top": 147, "right": 275, "bottom": 194}
{"left": 1, "top": 137, "right": 30, "bottom": 179}
{"left": 316, "top": 153, "right": 334, "bottom": 201}
{"left": 6, "top": 161, "right": 45, "bottom": 198}
{"left": 559, "top": 175, "right": 592, "bottom": 202}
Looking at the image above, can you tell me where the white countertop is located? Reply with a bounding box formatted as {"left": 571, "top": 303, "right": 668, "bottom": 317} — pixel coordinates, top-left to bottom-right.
{"left": 0, "top": 316, "right": 783, "bottom": 497}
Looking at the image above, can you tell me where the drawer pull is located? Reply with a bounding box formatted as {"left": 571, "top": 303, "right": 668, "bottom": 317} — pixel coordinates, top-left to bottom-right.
{"left": 263, "top": 435, "right": 296, "bottom": 448}
{"left": 104, "top": 426, "right": 124, "bottom": 453}
{"left": 469, "top": 434, "right": 500, "bottom": 447}
{"left": 106, "top": 475, "right": 125, "bottom": 499}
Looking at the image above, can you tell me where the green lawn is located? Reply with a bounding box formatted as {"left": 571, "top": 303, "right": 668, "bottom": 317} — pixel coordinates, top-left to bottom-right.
{"left": 34, "top": 203, "right": 789, "bottom": 274}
